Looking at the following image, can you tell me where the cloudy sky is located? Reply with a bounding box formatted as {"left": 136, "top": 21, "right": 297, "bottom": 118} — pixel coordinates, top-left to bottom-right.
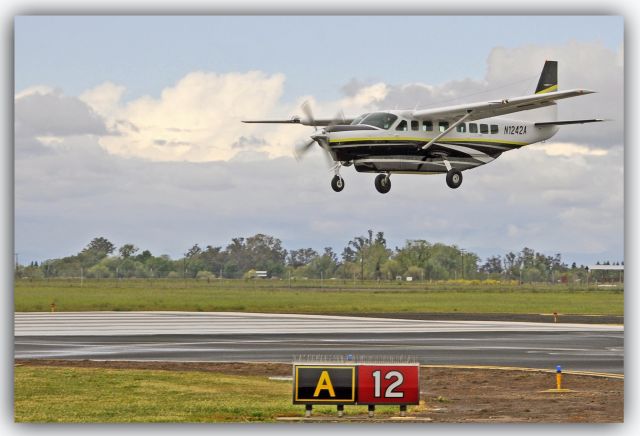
{"left": 14, "top": 15, "right": 624, "bottom": 265}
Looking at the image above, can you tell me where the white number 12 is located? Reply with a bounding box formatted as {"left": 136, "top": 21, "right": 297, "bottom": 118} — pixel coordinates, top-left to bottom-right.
{"left": 372, "top": 370, "right": 404, "bottom": 398}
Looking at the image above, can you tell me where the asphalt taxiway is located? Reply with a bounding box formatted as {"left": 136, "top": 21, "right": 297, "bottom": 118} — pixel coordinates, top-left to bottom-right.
{"left": 14, "top": 312, "right": 624, "bottom": 373}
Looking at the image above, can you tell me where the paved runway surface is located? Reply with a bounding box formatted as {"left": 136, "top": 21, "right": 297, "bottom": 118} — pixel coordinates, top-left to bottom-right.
{"left": 15, "top": 312, "right": 624, "bottom": 373}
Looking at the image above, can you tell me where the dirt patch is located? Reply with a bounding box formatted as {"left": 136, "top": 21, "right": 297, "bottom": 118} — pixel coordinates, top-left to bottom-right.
{"left": 423, "top": 367, "right": 622, "bottom": 423}
{"left": 15, "top": 359, "right": 623, "bottom": 423}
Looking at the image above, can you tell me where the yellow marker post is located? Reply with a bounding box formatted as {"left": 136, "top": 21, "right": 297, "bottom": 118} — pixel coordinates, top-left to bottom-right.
{"left": 541, "top": 365, "right": 576, "bottom": 393}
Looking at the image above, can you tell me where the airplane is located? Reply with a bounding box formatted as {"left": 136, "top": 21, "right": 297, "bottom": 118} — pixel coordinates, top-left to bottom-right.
{"left": 243, "top": 61, "right": 602, "bottom": 194}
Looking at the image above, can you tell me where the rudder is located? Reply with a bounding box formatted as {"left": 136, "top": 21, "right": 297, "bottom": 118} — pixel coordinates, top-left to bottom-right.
{"left": 535, "top": 60, "right": 558, "bottom": 94}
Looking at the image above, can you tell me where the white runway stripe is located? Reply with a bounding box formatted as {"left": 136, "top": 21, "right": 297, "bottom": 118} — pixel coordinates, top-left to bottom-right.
{"left": 14, "top": 312, "right": 623, "bottom": 337}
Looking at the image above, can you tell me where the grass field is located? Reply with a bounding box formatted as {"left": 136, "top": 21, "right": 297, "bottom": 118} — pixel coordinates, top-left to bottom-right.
{"left": 14, "top": 363, "right": 624, "bottom": 423}
{"left": 14, "top": 365, "right": 401, "bottom": 422}
{"left": 14, "top": 278, "right": 623, "bottom": 315}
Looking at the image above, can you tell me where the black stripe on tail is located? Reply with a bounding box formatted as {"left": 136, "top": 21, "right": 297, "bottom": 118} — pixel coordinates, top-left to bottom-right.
{"left": 535, "top": 60, "right": 558, "bottom": 94}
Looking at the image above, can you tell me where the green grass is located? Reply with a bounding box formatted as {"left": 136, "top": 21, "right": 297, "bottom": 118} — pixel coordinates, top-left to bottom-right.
{"left": 14, "top": 365, "right": 401, "bottom": 422}
{"left": 14, "top": 278, "right": 623, "bottom": 315}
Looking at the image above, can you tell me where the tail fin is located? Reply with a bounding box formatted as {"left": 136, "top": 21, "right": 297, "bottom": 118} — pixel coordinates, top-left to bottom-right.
{"left": 535, "top": 60, "right": 558, "bottom": 94}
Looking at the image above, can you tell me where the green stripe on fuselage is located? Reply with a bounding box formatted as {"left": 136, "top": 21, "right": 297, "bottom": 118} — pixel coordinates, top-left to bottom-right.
{"left": 329, "top": 136, "right": 527, "bottom": 146}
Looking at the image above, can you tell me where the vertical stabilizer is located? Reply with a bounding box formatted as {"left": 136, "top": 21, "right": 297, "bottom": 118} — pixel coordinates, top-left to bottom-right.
{"left": 535, "top": 61, "right": 558, "bottom": 94}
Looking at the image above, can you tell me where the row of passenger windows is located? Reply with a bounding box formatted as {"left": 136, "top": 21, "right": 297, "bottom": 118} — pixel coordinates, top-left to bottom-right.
{"left": 395, "top": 120, "right": 499, "bottom": 134}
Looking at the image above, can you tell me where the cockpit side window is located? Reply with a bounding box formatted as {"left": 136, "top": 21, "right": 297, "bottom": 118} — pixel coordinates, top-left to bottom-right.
{"left": 411, "top": 120, "right": 419, "bottom": 131}
{"left": 438, "top": 121, "right": 449, "bottom": 132}
{"left": 360, "top": 112, "right": 399, "bottom": 130}
{"left": 396, "top": 120, "right": 408, "bottom": 131}
{"left": 422, "top": 121, "right": 433, "bottom": 131}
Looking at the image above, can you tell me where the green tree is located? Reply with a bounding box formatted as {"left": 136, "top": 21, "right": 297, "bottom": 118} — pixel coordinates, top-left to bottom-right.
{"left": 118, "top": 244, "right": 139, "bottom": 259}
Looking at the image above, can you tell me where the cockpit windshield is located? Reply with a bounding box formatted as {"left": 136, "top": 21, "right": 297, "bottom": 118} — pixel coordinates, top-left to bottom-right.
{"left": 359, "top": 112, "right": 398, "bottom": 130}
{"left": 350, "top": 113, "right": 369, "bottom": 125}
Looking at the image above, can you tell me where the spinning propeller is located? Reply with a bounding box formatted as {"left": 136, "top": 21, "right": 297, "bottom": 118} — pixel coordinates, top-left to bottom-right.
{"left": 294, "top": 101, "right": 345, "bottom": 166}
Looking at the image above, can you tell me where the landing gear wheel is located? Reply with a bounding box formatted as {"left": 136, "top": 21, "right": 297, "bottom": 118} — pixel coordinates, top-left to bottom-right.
{"left": 374, "top": 174, "right": 391, "bottom": 194}
{"left": 331, "top": 175, "right": 345, "bottom": 192}
{"left": 446, "top": 169, "right": 463, "bottom": 189}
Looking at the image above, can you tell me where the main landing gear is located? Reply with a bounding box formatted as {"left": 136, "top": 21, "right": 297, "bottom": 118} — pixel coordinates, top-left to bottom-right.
{"left": 330, "top": 162, "right": 345, "bottom": 192}
{"left": 446, "top": 169, "right": 463, "bottom": 189}
{"left": 331, "top": 175, "right": 344, "bottom": 192}
{"left": 374, "top": 173, "right": 391, "bottom": 194}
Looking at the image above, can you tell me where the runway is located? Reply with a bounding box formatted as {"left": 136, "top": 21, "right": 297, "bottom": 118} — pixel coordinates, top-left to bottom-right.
{"left": 14, "top": 312, "right": 624, "bottom": 373}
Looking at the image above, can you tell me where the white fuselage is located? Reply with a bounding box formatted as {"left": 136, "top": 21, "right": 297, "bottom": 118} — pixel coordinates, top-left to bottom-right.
{"left": 326, "top": 111, "right": 559, "bottom": 174}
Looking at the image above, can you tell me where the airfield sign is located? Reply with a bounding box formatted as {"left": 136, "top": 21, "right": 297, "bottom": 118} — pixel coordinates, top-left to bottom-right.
{"left": 293, "top": 363, "right": 419, "bottom": 410}
{"left": 293, "top": 365, "right": 357, "bottom": 405}
{"left": 357, "top": 364, "right": 420, "bottom": 405}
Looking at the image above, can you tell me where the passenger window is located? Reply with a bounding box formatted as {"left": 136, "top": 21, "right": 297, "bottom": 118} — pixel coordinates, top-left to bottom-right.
{"left": 456, "top": 124, "right": 466, "bottom": 133}
{"left": 438, "top": 121, "right": 449, "bottom": 132}
{"left": 422, "top": 121, "right": 433, "bottom": 131}
{"left": 480, "top": 124, "right": 488, "bottom": 134}
{"left": 490, "top": 124, "right": 499, "bottom": 134}
{"left": 396, "top": 120, "right": 408, "bottom": 131}
{"left": 411, "top": 120, "right": 419, "bottom": 131}
{"left": 469, "top": 123, "right": 478, "bottom": 133}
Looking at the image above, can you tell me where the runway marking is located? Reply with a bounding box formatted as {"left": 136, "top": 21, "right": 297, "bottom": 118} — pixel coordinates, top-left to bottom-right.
{"left": 15, "top": 312, "right": 624, "bottom": 337}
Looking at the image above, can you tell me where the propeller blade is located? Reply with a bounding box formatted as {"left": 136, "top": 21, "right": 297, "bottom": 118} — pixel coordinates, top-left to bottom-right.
{"left": 294, "top": 138, "right": 316, "bottom": 161}
{"left": 301, "top": 100, "right": 316, "bottom": 130}
{"left": 312, "top": 134, "right": 335, "bottom": 168}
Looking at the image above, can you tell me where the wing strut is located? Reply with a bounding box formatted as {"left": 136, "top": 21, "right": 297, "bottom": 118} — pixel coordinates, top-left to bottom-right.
{"left": 421, "top": 112, "right": 473, "bottom": 150}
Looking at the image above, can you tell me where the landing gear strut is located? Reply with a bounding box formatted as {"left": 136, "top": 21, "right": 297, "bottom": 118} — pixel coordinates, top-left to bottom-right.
{"left": 446, "top": 169, "right": 463, "bottom": 189}
{"left": 374, "top": 173, "right": 391, "bottom": 194}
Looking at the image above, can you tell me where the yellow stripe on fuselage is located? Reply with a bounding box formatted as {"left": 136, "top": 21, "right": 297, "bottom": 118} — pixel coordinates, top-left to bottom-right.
{"left": 536, "top": 84, "right": 558, "bottom": 94}
{"left": 329, "top": 136, "right": 528, "bottom": 146}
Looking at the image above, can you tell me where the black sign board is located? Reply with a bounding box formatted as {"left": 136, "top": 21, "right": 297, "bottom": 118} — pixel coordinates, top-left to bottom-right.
{"left": 293, "top": 365, "right": 356, "bottom": 404}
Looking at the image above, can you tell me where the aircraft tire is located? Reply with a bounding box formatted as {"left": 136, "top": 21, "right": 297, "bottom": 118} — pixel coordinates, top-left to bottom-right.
{"left": 331, "top": 175, "right": 345, "bottom": 192}
{"left": 446, "top": 169, "right": 463, "bottom": 189}
{"left": 374, "top": 174, "right": 391, "bottom": 194}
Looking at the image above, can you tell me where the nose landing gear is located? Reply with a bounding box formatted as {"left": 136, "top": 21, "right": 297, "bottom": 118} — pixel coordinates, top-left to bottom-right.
{"left": 374, "top": 173, "right": 391, "bottom": 194}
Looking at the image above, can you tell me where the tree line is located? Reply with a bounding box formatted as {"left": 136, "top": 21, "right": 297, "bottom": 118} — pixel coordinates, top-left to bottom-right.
{"left": 15, "top": 232, "right": 623, "bottom": 283}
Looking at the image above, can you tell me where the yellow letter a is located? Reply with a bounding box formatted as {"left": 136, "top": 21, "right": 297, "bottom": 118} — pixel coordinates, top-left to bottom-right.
{"left": 313, "top": 371, "right": 336, "bottom": 397}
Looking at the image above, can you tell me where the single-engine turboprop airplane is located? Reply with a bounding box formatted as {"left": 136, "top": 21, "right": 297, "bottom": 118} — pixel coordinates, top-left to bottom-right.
{"left": 243, "top": 61, "right": 602, "bottom": 193}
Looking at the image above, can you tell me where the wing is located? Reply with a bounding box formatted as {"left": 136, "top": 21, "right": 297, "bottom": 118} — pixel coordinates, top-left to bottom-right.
{"left": 412, "top": 89, "right": 596, "bottom": 122}
{"left": 242, "top": 118, "right": 354, "bottom": 126}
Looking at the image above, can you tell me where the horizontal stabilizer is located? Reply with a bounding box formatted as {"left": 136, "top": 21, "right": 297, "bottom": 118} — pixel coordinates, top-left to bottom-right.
{"left": 535, "top": 119, "right": 604, "bottom": 126}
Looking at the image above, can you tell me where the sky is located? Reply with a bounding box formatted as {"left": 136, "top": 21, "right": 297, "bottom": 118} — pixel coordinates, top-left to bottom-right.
{"left": 14, "top": 15, "right": 624, "bottom": 266}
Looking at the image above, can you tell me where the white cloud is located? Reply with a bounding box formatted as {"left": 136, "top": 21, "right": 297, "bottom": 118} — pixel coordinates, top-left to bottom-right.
{"left": 79, "top": 82, "right": 126, "bottom": 120}
{"left": 15, "top": 85, "right": 57, "bottom": 99}
{"left": 530, "top": 142, "right": 608, "bottom": 157}
{"left": 81, "top": 71, "right": 287, "bottom": 162}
